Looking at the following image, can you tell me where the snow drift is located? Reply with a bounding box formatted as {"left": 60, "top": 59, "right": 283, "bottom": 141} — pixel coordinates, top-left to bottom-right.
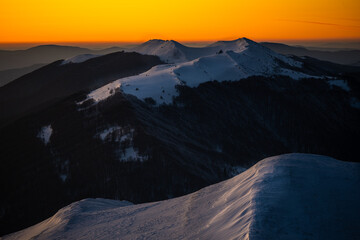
{"left": 4, "top": 153, "right": 360, "bottom": 240}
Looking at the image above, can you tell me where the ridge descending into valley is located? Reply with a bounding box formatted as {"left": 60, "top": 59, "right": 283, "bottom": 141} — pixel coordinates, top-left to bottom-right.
{"left": 0, "top": 38, "right": 359, "bottom": 237}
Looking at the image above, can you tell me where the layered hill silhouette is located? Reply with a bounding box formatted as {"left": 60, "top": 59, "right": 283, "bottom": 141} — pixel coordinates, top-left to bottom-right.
{"left": 0, "top": 51, "right": 162, "bottom": 126}
{"left": 261, "top": 42, "right": 360, "bottom": 66}
{"left": 0, "top": 45, "right": 123, "bottom": 71}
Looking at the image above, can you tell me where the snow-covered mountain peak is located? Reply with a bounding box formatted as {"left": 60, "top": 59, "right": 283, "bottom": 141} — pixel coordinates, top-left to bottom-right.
{"left": 208, "top": 37, "right": 258, "bottom": 53}
{"left": 80, "top": 37, "right": 311, "bottom": 105}
{"left": 132, "top": 39, "right": 188, "bottom": 63}
{"left": 213, "top": 37, "right": 254, "bottom": 45}
{"left": 141, "top": 39, "right": 183, "bottom": 48}
{"left": 146, "top": 39, "right": 166, "bottom": 43}
{"left": 132, "top": 37, "right": 290, "bottom": 64}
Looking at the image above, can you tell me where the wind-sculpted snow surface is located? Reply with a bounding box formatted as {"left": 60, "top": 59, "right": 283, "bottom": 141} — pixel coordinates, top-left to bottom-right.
{"left": 84, "top": 38, "right": 312, "bottom": 105}
{"left": 5, "top": 154, "right": 360, "bottom": 240}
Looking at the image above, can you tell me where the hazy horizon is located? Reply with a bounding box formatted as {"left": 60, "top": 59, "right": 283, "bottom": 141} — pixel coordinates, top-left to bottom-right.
{"left": 1, "top": 39, "right": 360, "bottom": 51}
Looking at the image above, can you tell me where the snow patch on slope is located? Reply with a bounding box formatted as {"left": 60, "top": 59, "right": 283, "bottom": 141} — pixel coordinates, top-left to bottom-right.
{"left": 60, "top": 174, "right": 67, "bottom": 182}
{"left": 37, "top": 125, "right": 52, "bottom": 145}
{"left": 87, "top": 64, "right": 181, "bottom": 104}
{"left": 120, "top": 146, "right": 148, "bottom": 162}
{"left": 96, "top": 126, "right": 147, "bottom": 162}
{"left": 97, "top": 126, "right": 124, "bottom": 141}
{"left": 62, "top": 54, "right": 100, "bottom": 64}
{"left": 328, "top": 79, "right": 351, "bottom": 92}
{"left": 5, "top": 153, "right": 360, "bottom": 240}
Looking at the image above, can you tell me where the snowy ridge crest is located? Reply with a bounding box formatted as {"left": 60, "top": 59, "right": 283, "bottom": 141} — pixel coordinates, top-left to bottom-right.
{"left": 84, "top": 37, "right": 310, "bottom": 105}
{"left": 5, "top": 153, "right": 360, "bottom": 240}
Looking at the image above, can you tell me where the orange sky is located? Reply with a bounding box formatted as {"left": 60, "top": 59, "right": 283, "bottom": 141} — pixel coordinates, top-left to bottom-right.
{"left": 1, "top": 0, "right": 360, "bottom": 43}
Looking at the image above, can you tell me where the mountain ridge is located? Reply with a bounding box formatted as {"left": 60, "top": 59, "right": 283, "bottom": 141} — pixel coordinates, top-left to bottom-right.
{"left": 0, "top": 51, "right": 163, "bottom": 127}
{"left": 4, "top": 153, "right": 359, "bottom": 240}
{"left": 0, "top": 38, "right": 359, "bottom": 237}
{"left": 86, "top": 38, "right": 309, "bottom": 105}
{"left": 0, "top": 45, "right": 123, "bottom": 71}
{"left": 261, "top": 42, "right": 360, "bottom": 66}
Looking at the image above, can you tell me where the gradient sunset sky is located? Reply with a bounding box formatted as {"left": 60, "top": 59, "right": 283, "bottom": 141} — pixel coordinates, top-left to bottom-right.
{"left": 1, "top": 0, "right": 360, "bottom": 44}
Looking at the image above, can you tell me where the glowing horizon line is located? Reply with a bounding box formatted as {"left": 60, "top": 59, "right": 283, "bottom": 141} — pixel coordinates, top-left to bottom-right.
{"left": 1, "top": 37, "right": 360, "bottom": 45}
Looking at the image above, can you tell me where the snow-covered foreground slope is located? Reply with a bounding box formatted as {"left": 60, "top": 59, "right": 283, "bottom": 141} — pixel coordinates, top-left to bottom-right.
{"left": 84, "top": 38, "right": 312, "bottom": 105}
{"left": 4, "top": 153, "right": 360, "bottom": 240}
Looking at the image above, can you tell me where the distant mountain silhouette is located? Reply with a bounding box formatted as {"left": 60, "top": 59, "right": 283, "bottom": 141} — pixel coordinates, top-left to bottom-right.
{"left": 0, "top": 45, "right": 123, "bottom": 71}
{"left": 261, "top": 42, "right": 360, "bottom": 66}
{"left": 352, "top": 61, "right": 360, "bottom": 66}
{"left": 0, "top": 63, "right": 46, "bottom": 87}
{"left": 0, "top": 51, "right": 162, "bottom": 127}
